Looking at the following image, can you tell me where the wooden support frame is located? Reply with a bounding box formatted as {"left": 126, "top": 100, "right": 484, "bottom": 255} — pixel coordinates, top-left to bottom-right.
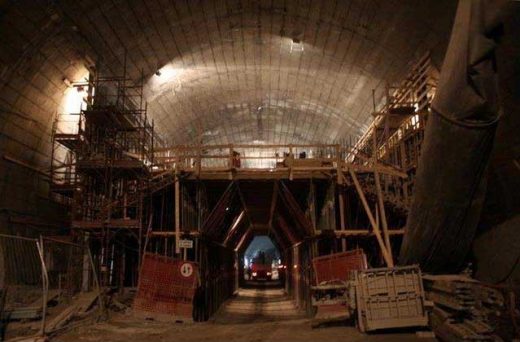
{"left": 235, "top": 181, "right": 255, "bottom": 232}
{"left": 223, "top": 210, "right": 246, "bottom": 246}
{"left": 374, "top": 170, "right": 392, "bottom": 255}
{"left": 315, "top": 229, "right": 405, "bottom": 236}
{"left": 174, "top": 176, "right": 181, "bottom": 254}
{"left": 336, "top": 145, "right": 347, "bottom": 251}
{"left": 348, "top": 168, "right": 394, "bottom": 267}
{"left": 268, "top": 181, "right": 279, "bottom": 229}
{"left": 307, "top": 180, "right": 317, "bottom": 233}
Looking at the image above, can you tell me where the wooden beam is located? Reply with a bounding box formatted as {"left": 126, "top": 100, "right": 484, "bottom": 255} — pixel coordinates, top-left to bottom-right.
{"left": 234, "top": 227, "right": 252, "bottom": 252}
{"left": 268, "top": 181, "right": 279, "bottom": 229}
{"left": 151, "top": 231, "right": 199, "bottom": 237}
{"left": 315, "top": 229, "right": 405, "bottom": 236}
{"left": 374, "top": 170, "right": 392, "bottom": 258}
{"left": 348, "top": 168, "right": 394, "bottom": 267}
{"left": 223, "top": 211, "right": 246, "bottom": 246}
{"left": 174, "top": 177, "right": 180, "bottom": 254}
{"left": 235, "top": 181, "right": 255, "bottom": 231}
{"left": 370, "top": 95, "right": 394, "bottom": 265}
{"left": 336, "top": 145, "right": 347, "bottom": 251}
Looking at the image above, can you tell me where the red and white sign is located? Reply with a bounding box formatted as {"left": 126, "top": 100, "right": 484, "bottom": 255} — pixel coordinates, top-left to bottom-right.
{"left": 134, "top": 253, "right": 199, "bottom": 320}
{"left": 180, "top": 262, "right": 193, "bottom": 277}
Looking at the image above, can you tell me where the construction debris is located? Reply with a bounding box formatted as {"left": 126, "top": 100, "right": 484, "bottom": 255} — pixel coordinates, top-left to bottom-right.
{"left": 423, "top": 274, "right": 504, "bottom": 341}
{"left": 1, "top": 290, "right": 62, "bottom": 321}
{"left": 310, "top": 250, "right": 367, "bottom": 327}
{"left": 1, "top": 290, "right": 102, "bottom": 341}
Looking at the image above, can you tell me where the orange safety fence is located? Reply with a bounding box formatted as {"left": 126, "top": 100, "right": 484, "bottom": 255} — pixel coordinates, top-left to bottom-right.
{"left": 134, "top": 253, "right": 199, "bottom": 321}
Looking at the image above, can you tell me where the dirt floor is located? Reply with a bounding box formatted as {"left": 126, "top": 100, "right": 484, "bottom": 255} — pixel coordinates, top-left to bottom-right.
{"left": 54, "top": 283, "right": 436, "bottom": 342}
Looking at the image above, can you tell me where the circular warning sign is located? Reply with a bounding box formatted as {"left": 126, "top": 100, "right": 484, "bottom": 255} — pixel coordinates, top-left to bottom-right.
{"left": 180, "top": 263, "right": 193, "bottom": 278}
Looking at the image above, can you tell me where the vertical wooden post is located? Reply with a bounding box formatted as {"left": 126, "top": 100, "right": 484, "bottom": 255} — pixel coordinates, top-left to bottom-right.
{"left": 338, "top": 193, "right": 346, "bottom": 252}
{"left": 336, "top": 145, "right": 346, "bottom": 251}
{"left": 400, "top": 140, "right": 409, "bottom": 202}
{"left": 228, "top": 145, "right": 233, "bottom": 180}
{"left": 175, "top": 176, "right": 181, "bottom": 255}
{"left": 289, "top": 145, "right": 293, "bottom": 181}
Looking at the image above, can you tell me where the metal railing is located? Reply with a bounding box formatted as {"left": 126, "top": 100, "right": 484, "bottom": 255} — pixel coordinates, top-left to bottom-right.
{"left": 155, "top": 143, "right": 352, "bottom": 171}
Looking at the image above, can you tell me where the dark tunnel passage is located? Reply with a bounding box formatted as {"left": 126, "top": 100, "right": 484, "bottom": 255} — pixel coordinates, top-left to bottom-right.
{"left": 138, "top": 179, "right": 314, "bottom": 320}
{"left": 129, "top": 178, "right": 411, "bottom": 322}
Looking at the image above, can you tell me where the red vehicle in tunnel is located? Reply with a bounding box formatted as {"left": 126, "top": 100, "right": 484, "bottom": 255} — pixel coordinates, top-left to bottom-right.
{"left": 250, "top": 262, "right": 272, "bottom": 281}
{"left": 249, "top": 251, "right": 273, "bottom": 281}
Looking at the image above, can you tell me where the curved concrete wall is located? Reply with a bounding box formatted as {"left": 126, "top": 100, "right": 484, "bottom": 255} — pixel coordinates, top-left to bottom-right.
{"left": 0, "top": 3, "right": 90, "bottom": 233}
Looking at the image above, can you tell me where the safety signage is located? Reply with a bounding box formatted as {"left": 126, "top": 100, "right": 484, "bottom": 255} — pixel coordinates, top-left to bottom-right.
{"left": 180, "top": 262, "right": 194, "bottom": 278}
{"left": 179, "top": 239, "right": 193, "bottom": 248}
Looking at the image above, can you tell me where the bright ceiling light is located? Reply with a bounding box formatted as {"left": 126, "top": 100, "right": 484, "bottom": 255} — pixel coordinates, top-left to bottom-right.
{"left": 290, "top": 38, "right": 304, "bottom": 53}
{"left": 155, "top": 64, "right": 182, "bottom": 81}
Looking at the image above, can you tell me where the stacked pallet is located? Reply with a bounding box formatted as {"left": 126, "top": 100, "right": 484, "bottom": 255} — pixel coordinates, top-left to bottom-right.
{"left": 423, "top": 275, "right": 504, "bottom": 341}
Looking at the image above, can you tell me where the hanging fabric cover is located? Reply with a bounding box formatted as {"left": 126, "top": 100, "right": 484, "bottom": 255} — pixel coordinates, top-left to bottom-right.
{"left": 399, "top": 0, "right": 507, "bottom": 273}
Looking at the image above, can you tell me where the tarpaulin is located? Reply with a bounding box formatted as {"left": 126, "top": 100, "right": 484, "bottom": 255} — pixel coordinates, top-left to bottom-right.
{"left": 400, "top": 0, "right": 507, "bottom": 272}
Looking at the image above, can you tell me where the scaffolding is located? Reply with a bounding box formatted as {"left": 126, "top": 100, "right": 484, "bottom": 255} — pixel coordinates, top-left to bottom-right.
{"left": 351, "top": 52, "right": 438, "bottom": 211}
{"left": 49, "top": 62, "right": 158, "bottom": 286}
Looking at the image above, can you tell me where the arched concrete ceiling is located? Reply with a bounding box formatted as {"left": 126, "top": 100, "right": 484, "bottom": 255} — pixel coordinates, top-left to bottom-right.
{"left": 57, "top": 0, "right": 457, "bottom": 145}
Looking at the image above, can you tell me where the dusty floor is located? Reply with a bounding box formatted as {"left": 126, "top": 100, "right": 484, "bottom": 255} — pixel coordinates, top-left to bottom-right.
{"left": 54, "top": 283, "right": 435, "bottom": 342}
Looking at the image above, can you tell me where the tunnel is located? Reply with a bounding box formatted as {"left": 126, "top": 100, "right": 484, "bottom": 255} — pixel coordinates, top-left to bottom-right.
{"left": 1, "top": 1, "right": 520, "bottom": 341}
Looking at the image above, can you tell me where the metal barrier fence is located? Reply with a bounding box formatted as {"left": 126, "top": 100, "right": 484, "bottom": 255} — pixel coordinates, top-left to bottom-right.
{"left": 0, "top": 234, "right": 99, "bottom": 340}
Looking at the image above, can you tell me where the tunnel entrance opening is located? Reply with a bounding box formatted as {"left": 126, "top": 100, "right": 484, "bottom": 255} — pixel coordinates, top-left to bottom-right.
{"left": 242, "top": 235, "right": 282, "bottom": 285}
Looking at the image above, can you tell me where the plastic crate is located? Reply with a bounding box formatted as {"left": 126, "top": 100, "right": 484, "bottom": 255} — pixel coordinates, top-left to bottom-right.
{"left": 352, "top": 265, "right": 428, "bottom": 332}
{"left": 312, "top": 249, "right": 368, "bottom": 285}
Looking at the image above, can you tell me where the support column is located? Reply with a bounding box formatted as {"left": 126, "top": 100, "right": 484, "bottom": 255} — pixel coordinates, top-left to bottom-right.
{"left": 374, "top": 171, "right": 392, "bottom": 256}
{"left": 175, "top": 176, "right": 181, "bottom": 255}
{"left": 336, "top": 145, "right": 347, "bottom": 251}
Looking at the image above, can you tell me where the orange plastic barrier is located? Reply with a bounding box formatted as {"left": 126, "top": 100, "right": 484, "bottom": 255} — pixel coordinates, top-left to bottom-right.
{"left": 312, "top": 249, "right": 368, "bottom": 284}
{"left": 134, "top": 253, "right": 199, "bottom": 321}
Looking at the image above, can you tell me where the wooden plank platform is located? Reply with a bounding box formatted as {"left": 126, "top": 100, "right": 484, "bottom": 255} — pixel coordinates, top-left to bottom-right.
{"left": 71, "top": 219, "right": 140, "bottom": 229}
